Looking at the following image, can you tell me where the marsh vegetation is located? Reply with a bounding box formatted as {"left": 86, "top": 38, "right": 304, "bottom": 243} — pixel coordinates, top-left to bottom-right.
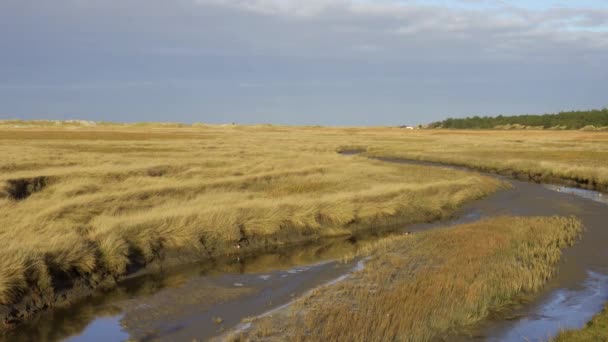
{"left": 229, "top": 216, "right": 582, "bottom": 341}
{"left": 1, "top": 122, "right": 607, "bottom": 340}
{"left": 0, "top": 125, "right": 501, "bottom": 322}
{"left": 365, "top": 129, "right": 608, "bottom": 192}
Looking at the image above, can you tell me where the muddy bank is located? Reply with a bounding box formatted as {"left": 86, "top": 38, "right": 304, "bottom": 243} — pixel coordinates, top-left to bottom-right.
{"left": 2, "top": 178, "right": 498, "bottom": 341}
{"left": 0, "top": 201, "right": 473, "bottom": 333}
{"left": 1, "top": 232, "right": 400, "bottom": 342}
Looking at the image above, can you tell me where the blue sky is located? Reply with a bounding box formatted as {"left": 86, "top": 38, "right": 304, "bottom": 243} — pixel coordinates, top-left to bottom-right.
{"left": 1, "top": 0, "right": 607, "bottom": 125}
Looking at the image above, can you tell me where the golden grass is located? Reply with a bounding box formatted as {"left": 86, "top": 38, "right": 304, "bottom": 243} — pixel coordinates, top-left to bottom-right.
{"left": 554, "top": 305, "right": 608, "bottom": 341}
{"left": 0, "top": 125, "right": 504, "bottom": 308}
{"left": 235, "top": 216, "right": 582, "bottom": 342}
{"left": 363, "top": 130, "right": 608, "bottom": 190}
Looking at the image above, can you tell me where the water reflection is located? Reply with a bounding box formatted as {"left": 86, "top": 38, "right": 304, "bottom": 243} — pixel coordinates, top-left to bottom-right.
{"left": 2, "top": 231, "right": 392, "bottom": 342}
{"left": 65, "top": 316, "right": 128, "bottom": 342}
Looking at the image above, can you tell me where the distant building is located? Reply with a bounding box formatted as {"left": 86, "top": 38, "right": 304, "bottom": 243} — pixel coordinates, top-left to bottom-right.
{"left": 399, "top": 125, "right": 415, "bottom": 130}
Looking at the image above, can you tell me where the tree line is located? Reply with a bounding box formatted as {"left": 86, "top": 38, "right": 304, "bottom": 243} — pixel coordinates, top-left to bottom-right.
{"left": 428, "top": 109, "right": 608, "bottom": 129}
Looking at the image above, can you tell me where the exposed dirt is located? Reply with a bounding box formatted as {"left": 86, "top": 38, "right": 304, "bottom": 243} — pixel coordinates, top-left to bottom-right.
{"left": 1, "top": 176, "right": 49, "bottom": 200}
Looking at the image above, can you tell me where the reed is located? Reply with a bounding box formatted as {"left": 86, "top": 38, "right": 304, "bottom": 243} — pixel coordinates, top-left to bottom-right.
{"left": 235, "top": 216, "right": 583, "bottom": 342}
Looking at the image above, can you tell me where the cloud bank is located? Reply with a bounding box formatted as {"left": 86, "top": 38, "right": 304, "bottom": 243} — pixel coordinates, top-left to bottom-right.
{"left": 0, "top": 0, "right": 606, "bottom": 124}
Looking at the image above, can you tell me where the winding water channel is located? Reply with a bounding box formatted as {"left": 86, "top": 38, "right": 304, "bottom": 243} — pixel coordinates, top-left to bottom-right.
{"left": 4, "top": 157, "right": 608, "bottom": 342}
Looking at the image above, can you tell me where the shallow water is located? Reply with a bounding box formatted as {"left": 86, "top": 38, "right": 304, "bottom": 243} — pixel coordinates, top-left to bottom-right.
{"left": 544, "top": 184, "right": 608, "bottom": 205}
{"left": 65, "top": 316, "right": 128, "bottom": 342}
{"left": 3, "top": 236, "right": 368, "bottom": 342}
{"left": 4, "top": 158, "right": 608, "bottom": 342}
{"left": 383, "top": 160, "right": 608, "bottom": 341}
{"left": 487, "top": 271, "right": 608, "bottom": 342}
{"left": 471, "top": 183, "right": 608, "bottom": 341}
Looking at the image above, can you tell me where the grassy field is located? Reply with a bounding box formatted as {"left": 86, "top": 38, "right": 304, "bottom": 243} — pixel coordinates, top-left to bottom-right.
{"left": 2, "top": 122, "right": 607, "bottom": 331}
{"left": 232, "top": 216, "right": 582, "bottom": 342}
{"left": 554, "top": 305, "right": 608, "bottom": 341}
{"left": 0, "top": 125, "right": 503, "bottom": 316}
{"left": 363, "top": 130, "right": 608, "bottom": 191}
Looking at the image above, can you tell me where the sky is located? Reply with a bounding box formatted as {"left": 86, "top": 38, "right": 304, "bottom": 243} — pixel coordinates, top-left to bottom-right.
{"left": 0, "top": 0, "right": 607, "bottom": 125}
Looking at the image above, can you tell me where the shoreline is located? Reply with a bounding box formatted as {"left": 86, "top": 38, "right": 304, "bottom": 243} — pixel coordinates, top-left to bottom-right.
{"left": 367, "top": 154, "right": 608, "bottom": 194}
{"left": 0, "top": 202, "right": 482, "bottom": 332}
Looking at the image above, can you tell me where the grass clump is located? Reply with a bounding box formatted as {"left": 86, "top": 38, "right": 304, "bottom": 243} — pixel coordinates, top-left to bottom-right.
{"left": 239, "top": 216, "right": 582, "bottom": 342}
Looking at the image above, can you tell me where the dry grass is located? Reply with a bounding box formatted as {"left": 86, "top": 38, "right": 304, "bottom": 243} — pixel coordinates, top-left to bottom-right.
{"left": 236, "top": 216, "right": 582, "bottom": 342}
{"left": 0, "top": 125, "right": 503, "bottom": 308}
{"left": 554, "top": 305, "right": 608, "bottom": 341}
{"left": 363, "top": 130, "right": 608, "bottom": 190}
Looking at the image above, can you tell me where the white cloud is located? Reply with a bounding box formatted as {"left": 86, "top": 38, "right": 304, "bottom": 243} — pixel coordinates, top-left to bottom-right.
{"left": 195, "top": 0, "right": 348, "bottom": 16}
